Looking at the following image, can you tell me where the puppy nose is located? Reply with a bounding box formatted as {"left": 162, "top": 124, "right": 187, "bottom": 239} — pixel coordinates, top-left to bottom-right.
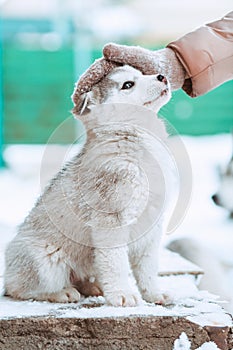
{"left": 157, "top": 74, "right": 167, "bottom": 84}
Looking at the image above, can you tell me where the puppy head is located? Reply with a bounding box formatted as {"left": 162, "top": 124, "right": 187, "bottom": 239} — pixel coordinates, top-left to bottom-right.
{"left": 72, "top": 65, "right": 171, "bottom": 117}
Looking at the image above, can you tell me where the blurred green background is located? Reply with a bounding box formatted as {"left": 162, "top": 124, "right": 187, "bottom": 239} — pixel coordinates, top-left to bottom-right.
{"left": 0, "top": 1, "right": 233, "bottom": 159}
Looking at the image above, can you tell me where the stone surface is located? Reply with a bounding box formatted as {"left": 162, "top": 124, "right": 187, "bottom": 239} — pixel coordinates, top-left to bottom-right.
{"left": 0, "top": 251, "right": 231, "bottom": 349}
{"left": 204, "top": 326, "right": 229, "bottom": 350}
{"left": 0, "top": 316, "right": 219, "bottom": 350}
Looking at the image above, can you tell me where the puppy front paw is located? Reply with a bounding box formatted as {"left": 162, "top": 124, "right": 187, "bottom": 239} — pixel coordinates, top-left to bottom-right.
{"left": 105, "top": 290, "right": 143, "bottom": 307}
{"left": 143, "top": 290, "right": 173, "bottom": 305}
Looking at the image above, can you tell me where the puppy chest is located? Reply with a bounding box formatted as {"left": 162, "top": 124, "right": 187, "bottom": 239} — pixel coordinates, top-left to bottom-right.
{"left": 78, "top": 159, "right": 149, "bottom": 227}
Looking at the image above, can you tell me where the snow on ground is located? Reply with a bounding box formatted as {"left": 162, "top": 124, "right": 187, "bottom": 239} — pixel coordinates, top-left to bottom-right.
{"left": 173, "top": 332, "right": 220, "bottom": 350}
{"left": 166, "top": 135, "right": 233, "bottom": 261}
{"left": 0, "top": 275, "right": 232, "bottom": 327}
{"left": 0, "top": 134, "right": 233, "bottom": 320}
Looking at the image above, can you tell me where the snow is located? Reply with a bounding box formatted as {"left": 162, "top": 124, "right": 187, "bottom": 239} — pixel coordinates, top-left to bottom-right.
{"left": 165, "top": 135, "right": 233, "bottom": 261}
{"left": 0, "top": 135, "right": 233, "bottom": 324}
{"left": 173, "top": 332, "right": 220, "bottom": 350}
{"left": 0, "top": 275, "right": 232, "bottom": 326}
{"left": 173, "top": 332, "right": 191, "bottom": 350}
{"left": 159, "top": 249, "right": 203, "bottom": 278}
{"left": 196, "top": 344, "right": 220, "bottom": 350}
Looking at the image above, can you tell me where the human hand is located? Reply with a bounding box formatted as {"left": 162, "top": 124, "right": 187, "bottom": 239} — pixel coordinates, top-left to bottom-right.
{"left": 103, "top": 43, "right": 186, "bottom": 90}
{"left": 73, "top": 58, "right": 120, "bottom": 104}
{"left": 73, "top": 43, "right": 185, "bottom": 108}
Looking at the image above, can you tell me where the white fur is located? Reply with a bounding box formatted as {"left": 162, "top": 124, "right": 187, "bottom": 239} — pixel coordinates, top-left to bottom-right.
{"left": 100, "top": 66, "right": 170, "bottom": 113}
{"left": 4, "top": 66, "right": 177, "bottom": 306}
{"left": 168, "top": 238, "right": 233, "bottom": 314}
{"left": 214, "top": 172, "right": 233, "bottom": 213}
{"left": 218, "top": 177, "right": 233, "bottom": 211}
{"left": 212, "top": 140, "right": 233, "bottom": 215}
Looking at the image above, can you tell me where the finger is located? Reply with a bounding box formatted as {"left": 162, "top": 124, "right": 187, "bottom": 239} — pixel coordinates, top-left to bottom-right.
{"left": 103, "top": 43, "right": 158, "bottom": 75}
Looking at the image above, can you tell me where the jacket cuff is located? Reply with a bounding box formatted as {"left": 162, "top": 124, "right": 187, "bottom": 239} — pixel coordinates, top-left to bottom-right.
{"left": 167, "top": 12, "right": 233, "bottom": 97}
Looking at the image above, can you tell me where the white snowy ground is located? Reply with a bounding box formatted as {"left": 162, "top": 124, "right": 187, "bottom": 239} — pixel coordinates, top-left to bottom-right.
{"left": 0, "top": 134, "right": 233, "bottom": 328}
{"left": 173, "top": 332, "right": 222, "bottom": 350}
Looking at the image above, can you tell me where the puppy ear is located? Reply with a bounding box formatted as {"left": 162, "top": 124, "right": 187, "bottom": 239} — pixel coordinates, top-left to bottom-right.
{"left": 72, "top": 91, "right": 92, "bottom": 117}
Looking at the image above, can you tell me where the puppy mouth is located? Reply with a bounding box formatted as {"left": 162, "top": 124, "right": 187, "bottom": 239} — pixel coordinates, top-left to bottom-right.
{"left": 143, "top": 89, "right": 169, "bottom": 106}
{"left": 160, "top": 88, "right": 169, "bottom": 96}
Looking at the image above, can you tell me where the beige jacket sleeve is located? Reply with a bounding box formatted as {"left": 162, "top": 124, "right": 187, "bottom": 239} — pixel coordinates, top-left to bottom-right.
{"left": 167, "top": 12, "right": 233, "bottom": 97}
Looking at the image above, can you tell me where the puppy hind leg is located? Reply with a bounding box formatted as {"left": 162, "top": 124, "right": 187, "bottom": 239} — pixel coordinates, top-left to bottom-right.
{"left": 33, "top": 287, "right": 81, "bottom": 303}
{"left": 5, "top": 241, "right": 80, "bottom": 303}
{"left": 34, "top": 245, "right": 81, "bottom": 302}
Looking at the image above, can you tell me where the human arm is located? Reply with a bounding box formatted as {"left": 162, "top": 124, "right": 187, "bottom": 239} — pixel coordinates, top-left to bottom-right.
{"left": 74, "top": 12, "right": 233, "bottom": 98}
{"left": 103, "top": 12, "right": 233, "bottom": 97}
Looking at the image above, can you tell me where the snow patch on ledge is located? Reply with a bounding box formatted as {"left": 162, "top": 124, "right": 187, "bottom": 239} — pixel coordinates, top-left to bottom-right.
{"left": 0, "top": 275, "right": 232, "bottom": 328}
{"left": 173, "top": 332, "right": 221, "bottom": 350}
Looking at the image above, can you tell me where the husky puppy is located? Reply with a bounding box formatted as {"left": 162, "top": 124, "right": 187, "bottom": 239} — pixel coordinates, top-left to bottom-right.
{"left": 212, "top": 150, "right": 233, "bottom": 218}
{"left": 4, "top": 65, "right": 177, "bottom": 306}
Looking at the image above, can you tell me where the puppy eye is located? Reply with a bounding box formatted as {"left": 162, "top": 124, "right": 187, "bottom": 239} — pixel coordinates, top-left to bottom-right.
{"left": 121, "top": 81, "right": 135, "bottom": 90}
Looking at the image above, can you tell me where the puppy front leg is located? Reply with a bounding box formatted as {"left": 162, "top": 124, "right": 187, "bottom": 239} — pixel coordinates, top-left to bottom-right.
{"left": 94, "top": 247, "right": 142, "bottom": 307}
{"left": 133, "top": 239, "right": 171, "bottom": 305}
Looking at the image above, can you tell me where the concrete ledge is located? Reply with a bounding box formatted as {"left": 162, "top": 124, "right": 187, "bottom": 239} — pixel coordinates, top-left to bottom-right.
{"left": 0, "top": 315, "right": 232, "bottom": 350}
{"left": 0, "top": 251, "right": 232, "bottom": 349}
